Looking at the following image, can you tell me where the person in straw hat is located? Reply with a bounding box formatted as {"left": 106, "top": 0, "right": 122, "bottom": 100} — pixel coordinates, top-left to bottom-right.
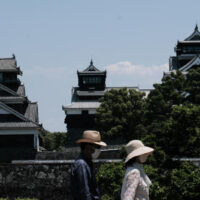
{"left": 71, "top": 130, "right": 107, "bottom": 200}
{"left": 121, "top": 140, "right": 154, "bottom": 200}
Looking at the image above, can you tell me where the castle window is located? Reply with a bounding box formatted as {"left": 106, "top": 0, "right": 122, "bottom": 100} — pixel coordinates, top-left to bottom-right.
{"left": 0, "top": 73, "right": 2, "bottom": 81}
{"left": 82, "top": 77, "right": 101, "bottom": 84}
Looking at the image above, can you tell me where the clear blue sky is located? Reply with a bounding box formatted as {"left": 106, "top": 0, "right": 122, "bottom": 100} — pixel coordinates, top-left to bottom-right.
{"left": 0, "top": 0, "right": 199, "bottom": 131}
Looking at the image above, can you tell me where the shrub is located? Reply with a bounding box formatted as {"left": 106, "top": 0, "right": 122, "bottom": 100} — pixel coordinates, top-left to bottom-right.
{"left": 96, "top": 162, "right": 125, "bottom": 200}
{"left": 96, "top": 160, "right": 200, "bottom": 200}
{"left": 0, "top": 199, "right": 39, "bottom": 200}
{"left": 168, "top": 162, "right": 200, "bottom": 200}
{"left": 15, "top": 198, "right": 39, "bottom": 200}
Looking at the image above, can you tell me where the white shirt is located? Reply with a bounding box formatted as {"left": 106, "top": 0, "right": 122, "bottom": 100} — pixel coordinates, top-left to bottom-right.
{"left": 121, "top": 163, "right": 152, "bottom": 200}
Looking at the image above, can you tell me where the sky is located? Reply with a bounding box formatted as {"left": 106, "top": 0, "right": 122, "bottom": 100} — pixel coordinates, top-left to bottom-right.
{"left": 0, "top": 0, "right": 199, "bottom": 132}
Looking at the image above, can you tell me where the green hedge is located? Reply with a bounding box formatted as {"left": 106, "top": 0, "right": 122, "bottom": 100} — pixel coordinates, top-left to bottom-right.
{"left": 96, "top": 161, "right": 200, "bottom": 200}
{"left": 15, "top": 198, "right": 39, "bottom": 200}
{"left": 0, "top": 198, "right": 38, "bottom": 200}
{"left": 96, "top": 162, "right": 125, "bottom": 200}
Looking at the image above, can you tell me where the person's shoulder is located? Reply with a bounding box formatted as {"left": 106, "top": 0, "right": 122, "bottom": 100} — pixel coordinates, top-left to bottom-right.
{"left": 74, "top": 157, "right": 88, "bottom": 167}
{"left": 127, "top": 167, "right": 140, "bottom": 178}
{"left": 75, "top": 158, "right": 86, "bottom": 164}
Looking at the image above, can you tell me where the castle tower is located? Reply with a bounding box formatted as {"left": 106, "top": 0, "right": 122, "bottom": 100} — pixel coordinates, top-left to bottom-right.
{"left": 168, "top": 25, "right": 200, "bottom": 73}
{"left": 63, "top": 60, "right": 150, "bottom": 146}
{"left": 62, "top": 60, "right": 106, "bottom": 145}
{"left": 0, "top": 55, "right": 42, "bottom": 162}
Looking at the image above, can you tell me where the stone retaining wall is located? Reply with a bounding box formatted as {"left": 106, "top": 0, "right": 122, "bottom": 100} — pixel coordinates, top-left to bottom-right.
{"left": 0, "top": 162, "right": 71, "bottom": 200}
{"left": 0, "top": 159, "right": 121, "bottom": 200}
{"left": 36, "top": 147, "right": 121, "bottom": 160}
{"left": 0, "top": 156, "right": 199, "bottom": 200}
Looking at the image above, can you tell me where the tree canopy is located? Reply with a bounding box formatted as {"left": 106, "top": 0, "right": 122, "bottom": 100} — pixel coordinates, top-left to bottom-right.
{"left": 95, "top": 68, "right": 200, "bottom": 200}
{"left": 95, "top": 88, "right": 146, "bottom": 141}
{"left": 144, "top": 68, "right": 200, "bottom": 157}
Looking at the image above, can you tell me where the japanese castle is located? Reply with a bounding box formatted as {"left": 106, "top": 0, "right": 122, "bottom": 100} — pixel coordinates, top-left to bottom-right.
{"left": 62, "top": 60, "right": 149, "bottom": 145}
{"left": 0, "top": 55, "right": 42, "bottom": 162}
{"left": 166, "top": 25, "right": 200, "bottom": 74}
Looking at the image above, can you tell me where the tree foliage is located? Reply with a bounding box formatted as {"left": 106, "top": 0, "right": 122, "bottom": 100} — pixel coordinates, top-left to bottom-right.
{"left": 41, "top": 131, "right": 67, "bottom": 151}
{"left": 96, "top": 162, "right": 125, "bottom": 200}
{"left": 95, "top": 88, "right": 146, "bottom": 141}
{"left": 145, "top": 68, "right": 200, "bottom": 157}
{"left": 96, "top": 68, "right": 200, "bottom": 200}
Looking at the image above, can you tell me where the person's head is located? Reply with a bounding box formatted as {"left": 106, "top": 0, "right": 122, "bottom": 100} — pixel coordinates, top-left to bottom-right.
{"left": 80, "top": 142, "right": 101, "bottom": 160}
{"left": 124, "top": 140, "right": 154, "bottom": 166}
{"left": 76, "top": 130, "right": 107, "bottom": 160}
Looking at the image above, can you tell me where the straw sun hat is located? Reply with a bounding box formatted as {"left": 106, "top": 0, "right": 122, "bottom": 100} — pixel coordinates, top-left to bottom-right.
{"left": 125, "top": 140, "right": 154, "bottom": 163}
{"left": 76, "top": 130, "right": 107, "bottom": 146}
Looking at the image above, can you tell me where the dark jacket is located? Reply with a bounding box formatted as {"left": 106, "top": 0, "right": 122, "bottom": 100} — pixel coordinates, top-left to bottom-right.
{"left": 71, "top": 154, "right": 100, "bottom": 200}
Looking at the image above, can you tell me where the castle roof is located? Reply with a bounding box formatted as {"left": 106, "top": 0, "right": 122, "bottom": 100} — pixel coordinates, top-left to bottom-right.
{"left": 179, "top": 54, "right": 200, "bottom": 72}
{"left": 63, "top": 102, "right": 100, "bottom": 110}
{"left": 184, "top": 24, "right": 200, "bottom": 41}
{"left": 0, "top": 55, "right": 22, "bottom": 75}
{"left": 77, "top": 60, "right": 106, "bottom": 75}
{"left": 0, "top": 122, "right": 39, "bottom": 129}
{"left": 24, "top": 102, "right": 39, "bottom": 123}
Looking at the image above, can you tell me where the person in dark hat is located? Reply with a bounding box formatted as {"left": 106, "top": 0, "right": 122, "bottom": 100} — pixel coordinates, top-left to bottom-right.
{"left": 71, "top": 130, "right": 107, "bottom": 200}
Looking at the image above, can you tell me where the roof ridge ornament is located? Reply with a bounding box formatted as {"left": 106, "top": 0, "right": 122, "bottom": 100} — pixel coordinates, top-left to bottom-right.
{"left": 195, "top": 24, "right": 198, "bottom": 31}
{"left": 90, "top": 59, "right": 93, "bottom": 66}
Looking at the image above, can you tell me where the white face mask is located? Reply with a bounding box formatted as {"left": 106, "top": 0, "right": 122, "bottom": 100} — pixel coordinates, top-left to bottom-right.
{"left": 138, "top": 154, "right": 148, "bottom": 163}
{"left": 92, "top": 149, "right": 101, "bottom": 159}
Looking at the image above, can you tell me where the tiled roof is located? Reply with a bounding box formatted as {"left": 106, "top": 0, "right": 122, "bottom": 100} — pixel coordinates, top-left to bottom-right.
{"left": 0, "top": 122, "right": 39, "bottom": 129}
{"left": 77, "top": 90, "right": 105, "bottom": 96}
{"left": 0, "top": 83, "right": 25, "bottom": 97}
{"left": 178, "top": 40, "right": 200, "bottom": 43}
{"left": 25, "top": 103, "right": 39, "bottom": 123}
{"left": 0, "top": 101, "right": 30, "bottom": 122}
{"left": 105, "top": 87, "right": 139, "bottom": 91}
{"left": 0, "top": 101, "right": 40, "bottom": 127}
{"left": 0, "top": 96, "right": 26, "bottom": 103}
{"left": 17, "top": 85, "right": 25, "bottom": 96}
{"left": 179, "top": 54, "right": 200, "bottom": 72}
{"left": 63, "top": 102, "right": 101, "bottom": 109}
{"left": 0, "top": 57, "right": 22, "bottom": 74}
{"left": 77, "top": 60, "right": 106, "bottom": 75}
{"left": 184, "top": 25, "right": 200, "bottom": 41}
{"left": 83, "top": 60, "right": 100, "bottom": 72}
{"left": 71, "top": 86, "right": 149, "bottom": 102}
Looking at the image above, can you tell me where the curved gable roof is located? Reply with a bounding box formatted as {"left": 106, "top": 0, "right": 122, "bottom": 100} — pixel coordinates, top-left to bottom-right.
{"left": 77, "top": 60, "right": 106, "bottom": 75}
{"left": 179, "top": 54, "right": 200, "bottom": 72}
{"left": 185, "top": 25, "right": 200, "bottom": 41}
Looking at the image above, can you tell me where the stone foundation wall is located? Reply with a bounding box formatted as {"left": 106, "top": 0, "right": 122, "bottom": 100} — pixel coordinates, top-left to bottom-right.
{"left": 36, "top": 146, "right": 121, "bottom": 160}
{"left": 0, "top": 160, "right": 121, "bottom": 200}
{"left": 0, "top": 162, "right": 72, "bottom": 200}
{"left": 0, "top": 156, "right": 199, "bottom": 200}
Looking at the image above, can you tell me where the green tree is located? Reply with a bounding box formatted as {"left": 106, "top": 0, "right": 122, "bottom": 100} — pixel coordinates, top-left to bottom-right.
{"left": 95, "top": 88, "right": 146, "bottom": 141}
{"left": 95, "top": 68, "right": 200, "bottom": 200}
{"left": 167, "top": 104, "right": 200, "bottom": 157}
{"left": 145, "top": 69, "right": 200, "bottom": 157}
{"left": 185, "top": 68, "right": 200, "bottom": 104}
{"left": 96, "top": 162, "right": 125, "bottom": 200}
{"left": 42, "top": 131, "right": 66, "bottom": 151}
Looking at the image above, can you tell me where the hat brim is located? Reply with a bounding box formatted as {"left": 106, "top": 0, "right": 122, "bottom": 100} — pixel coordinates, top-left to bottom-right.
{"left": 125, "top": 146, "right": 154, "bottom": 163}
{"left": 76, "top": 138, "right": 107, "bottom": 146}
